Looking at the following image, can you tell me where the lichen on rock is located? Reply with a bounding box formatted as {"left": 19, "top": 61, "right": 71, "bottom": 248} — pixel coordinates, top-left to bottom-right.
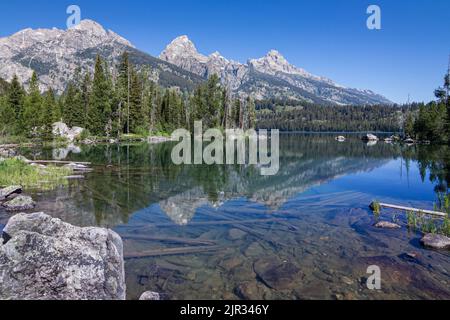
{"left": 0, "top": 212, "right": 126, "bottom": 300}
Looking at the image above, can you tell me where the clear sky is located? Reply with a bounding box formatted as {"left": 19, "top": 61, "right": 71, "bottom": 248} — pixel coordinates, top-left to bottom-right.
{"left": 0, "top": 0, "right": 449, "bottom": 103}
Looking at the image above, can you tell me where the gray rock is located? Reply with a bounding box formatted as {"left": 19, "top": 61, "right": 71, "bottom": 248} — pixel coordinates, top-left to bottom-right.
{"left": 253, "top": 259, "right": 304, "bottom": 291}
{"left": 2, "top": 195, "right": 35, "bottom": 211}
{"left": 374, "top": 221, "right": 401, "bottom": 229}
{"left": 228, "top": 228, "right": 247, "bottom": 240}
{"left": 0, "top": 148, "right": 16, "bottom": 157}
{"left": 420, "top": 233, "right": 450, "bottom": 250}
{"left": 139, "top": 291, "right": 161, "bottom": 300}
{"left": 52, "top": 122, "right": 84, "bottom": 142}
{"left": 0, "top": 185, "right": 22, "bottom": 201}
{"left": 0, "top": 212, "right": 125, "bottom": 300}
{"left": 234, "top": 282, "right": 264, "bottom": 300}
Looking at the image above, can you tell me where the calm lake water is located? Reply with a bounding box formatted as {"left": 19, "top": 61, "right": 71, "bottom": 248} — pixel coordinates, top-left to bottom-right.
{"left": 4, "top": 133, "right": 450, "bottom": 300}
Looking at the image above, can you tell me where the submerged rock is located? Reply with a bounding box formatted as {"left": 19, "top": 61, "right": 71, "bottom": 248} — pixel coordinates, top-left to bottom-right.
{"left": 2, "top": 195, "right": 35, "bottom": 212}
{"left": 420, "top": 233, "right": 450, "bottom": 250}
{"left": 0, "top": 185, "right": 22, "bottom": 201}
{"left": 228, "top": 228, "right": 247, "bottom": 240}
{"left": 0, "top": 212, "right": 125, "bottom": 300}
{"left": 234, "top": 282, "right": 264, "bottom": 300}
{"left": 253, "top": 259, "right": 304, "bottom": 291}
{"left": 374, "top": 221, "right": 401, "bottom": 229}
{"left": 139, "top": 291, "right": 161, "bottom": 300}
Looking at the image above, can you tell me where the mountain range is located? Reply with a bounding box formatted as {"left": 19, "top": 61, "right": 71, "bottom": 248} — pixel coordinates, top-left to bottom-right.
{"left": 0, "top": 19, "right": 392, "bottom": 105}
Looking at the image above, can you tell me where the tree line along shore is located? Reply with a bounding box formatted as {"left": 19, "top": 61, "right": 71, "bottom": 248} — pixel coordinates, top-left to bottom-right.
{"left": 0, "top": 53, "right": 448, "bottom": 146}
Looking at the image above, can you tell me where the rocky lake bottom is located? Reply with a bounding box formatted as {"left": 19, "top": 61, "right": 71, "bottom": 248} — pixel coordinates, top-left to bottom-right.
{"left": 1, "top": 134, "right": 449, "bottom": 300}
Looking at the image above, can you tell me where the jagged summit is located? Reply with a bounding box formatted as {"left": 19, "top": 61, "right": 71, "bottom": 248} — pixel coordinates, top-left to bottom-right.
{"left": 248, "top": 49, "right": 331, "bottom": 84}
{"left": 72, "top": 19, "right": 105, "bottom": 32}
{"left": 160, "top": 35, "right": 207, "bottom": 62}
{"left": 0, "top": 19, "right": 135, "bottom": 92}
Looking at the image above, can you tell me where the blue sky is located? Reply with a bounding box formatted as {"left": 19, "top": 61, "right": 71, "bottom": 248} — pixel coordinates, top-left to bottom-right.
{"left": 0, "top": 0, "right": 449, "bottom": 103}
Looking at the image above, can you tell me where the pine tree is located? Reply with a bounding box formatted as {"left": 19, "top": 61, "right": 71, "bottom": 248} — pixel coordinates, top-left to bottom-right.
{"left": 80, "top": 72, "right": 91, "bottom": 128}
{"left": 116, "top": 52, "right": 130, "bottom": 134}
{"left": 7, "top": 75, "right": 25, "bottom": 134}
{"left": 128, "top": 68, "right": 144, "bottom": 133}
{"left": 232, "top": 99, "right": 241, "bottom": 128}
{"left": 22, "top": 71, "right": 43, "bottom": 136}
{"left": 41, "top": 89, "right": 56, "bottom": 139}
{"left": 404, "top": 113, "right": 415, "bottom": 138}
{"left": 0, "top": 94, "right": 14, "bottom": 135}
{"left": 63, "top": 83, "right": 83, "bottom": 127}
{"left": 247, "top": 96, "right": 256, "bottom": 129}
{"left": 88, "top": 55, "right": 112, "bottom": 135}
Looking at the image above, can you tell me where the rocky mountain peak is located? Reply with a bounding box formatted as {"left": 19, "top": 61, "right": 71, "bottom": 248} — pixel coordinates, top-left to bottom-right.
{"left": 249, "top": 50, "right": 310, "bottom": 78}
{"left": 267, "top": 49, "right": 286, "bottom": 60}
{"left": 160, "top": 35, "right": 207, "bottom": 62}
{"left": 72, "top": 19, "right": 105, "bottom": 33}
{"left": 0, "top": 19, "right": 135, "bottom": 92}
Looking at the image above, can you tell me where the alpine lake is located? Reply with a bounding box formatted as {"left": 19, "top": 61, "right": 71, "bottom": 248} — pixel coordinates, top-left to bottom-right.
{"left": 1, "top": 133, "right": 449, "bottom": 300}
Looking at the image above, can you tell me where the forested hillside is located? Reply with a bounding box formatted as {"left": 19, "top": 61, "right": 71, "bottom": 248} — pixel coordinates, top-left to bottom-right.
{"left": 0, "top": 52, "right": 256, "bottom": 139}
{"left": 256, "top": 99, "right": 414, "bottom": 132}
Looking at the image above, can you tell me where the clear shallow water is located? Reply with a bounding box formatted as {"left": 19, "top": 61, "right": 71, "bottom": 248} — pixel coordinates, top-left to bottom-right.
{"left": 3, "top": 134, "right": 449, "bottom": 300}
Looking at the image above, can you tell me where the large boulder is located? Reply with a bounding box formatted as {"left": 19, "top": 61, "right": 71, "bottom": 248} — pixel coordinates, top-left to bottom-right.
{"left": 0, "top": 212, "right": 125, "bottom": 300}
{"left": 52, "top": 122, "right": 84, "bottom": 142}
{"left": 52, "top": 122, "right": 70, "bottom": 137}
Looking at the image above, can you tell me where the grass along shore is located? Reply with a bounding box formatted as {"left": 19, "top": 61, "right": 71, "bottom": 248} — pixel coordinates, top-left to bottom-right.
{"left": 0, "top": 158, "right": 73, "bottom": 191}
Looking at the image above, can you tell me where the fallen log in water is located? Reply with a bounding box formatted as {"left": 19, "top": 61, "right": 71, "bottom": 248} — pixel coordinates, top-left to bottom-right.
{"left": 129, "top": 218, "right": 289, "bottom": 231}
{"left": 371, "top": 202, "right": 447, "bottom": 218}
{"left": 124, "top": 245, "right": 222, "bottom": 259}
{"left": 26, "top": 160, "right": 92, "bottom": 165}
{"left": 64, "top": 175, "right": 85, "bottom": 180}
{"left": 121, "top": 234, "right": 217, "bottom": 246}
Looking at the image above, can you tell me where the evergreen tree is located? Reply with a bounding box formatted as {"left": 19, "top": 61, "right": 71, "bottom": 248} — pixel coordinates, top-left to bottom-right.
{"left": 116, "top": 52, "right": 130, "bottom": 134}
{"left": 404, "top": 113, "right": 415, "bottom": 138}
{"left": 0, "top": 95, "right": 14, "bottom": 135}
{"left": 247, "top": 96, "right": 256, "bottom": 129}
{"left": 63, "top": 83, "right": 83, "bottom": 127}
{"left": 80, "top": 72, "right": 91, "bottom": 128}
{"left": 88, "top": 55, "right": 112, "bottom": 135}
{"left": 7, "top": 74, "right": 25, "bottom": 134}
{"left": 41, "top": 89, "right": 56, "bottom": 139}
{"left": 22, "top": 71, "right": 43, "bottom": 136}
{"left": 128, "top": 68, "right": 144, "bottom": 133}
{"left": 232, "top": 99, "right": 241, "bottom": 128}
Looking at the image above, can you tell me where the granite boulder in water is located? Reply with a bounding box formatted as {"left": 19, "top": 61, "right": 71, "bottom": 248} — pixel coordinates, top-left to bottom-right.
{"left": 2, "top": 195, "right": 35, "bottom": 212}
{"left": 420, "top": 233, "right": 450, "bottom": 250}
